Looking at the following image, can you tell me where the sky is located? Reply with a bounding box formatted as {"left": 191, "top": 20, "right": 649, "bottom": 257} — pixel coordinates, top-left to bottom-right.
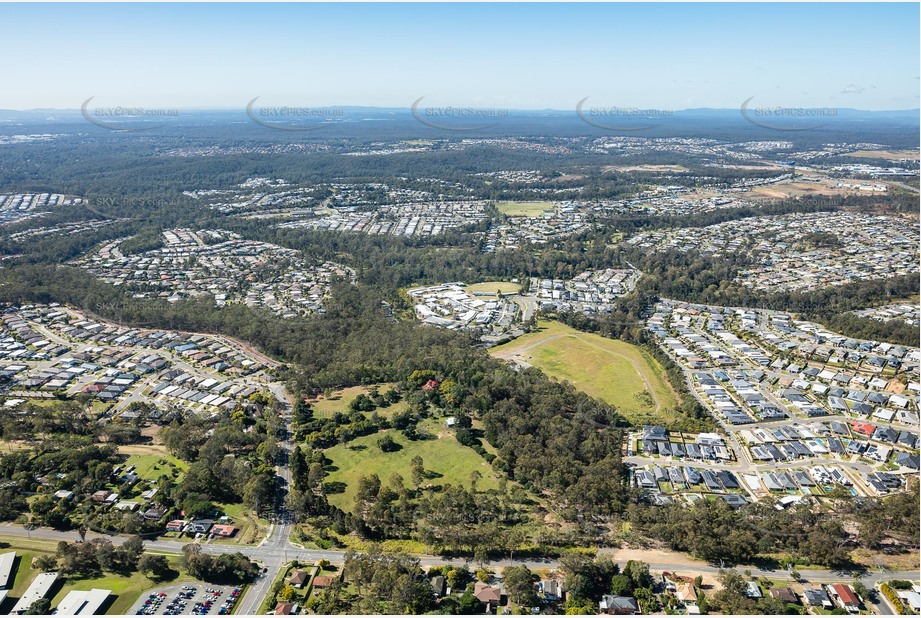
{"left": 0, "top": 2, "right": 918, "bottom": 111}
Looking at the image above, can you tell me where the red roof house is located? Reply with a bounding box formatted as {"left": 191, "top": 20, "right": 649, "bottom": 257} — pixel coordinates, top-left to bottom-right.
{"left": 831, "top": 584, "right": 861, "bottom": 612}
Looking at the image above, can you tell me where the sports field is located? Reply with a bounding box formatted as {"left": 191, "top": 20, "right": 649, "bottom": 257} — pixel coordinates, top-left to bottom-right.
{"left": 491, "top": 320, "right": 678, "bottom": 426}
{"left": 321, "top": 419, "right": 499, "bottom": 511}
{"left": 464, "top": 281, "right": 521, "bottom": 295}
{"left": 495, "top": 201, "right": 554, "bottom": 217}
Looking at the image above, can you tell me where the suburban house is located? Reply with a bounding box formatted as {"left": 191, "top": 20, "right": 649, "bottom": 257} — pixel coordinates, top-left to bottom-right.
{"left": 676, "top": 582, "right": 699, "bottom": 611}
{"left": 210, "top": 524, "right": 237, "bottom": 537}
{"left": 473, "top": 581, "right": 502, "bottom": 609}
{"left": 188, "top": 519, "right": 214, "bottom": 535}
{"left": 90, "top": 490, "right": 111, "bottom": 503}
{"left": 770, "top": 587, "right": 799, "bottom": 604}
{"left": 165, "top": 520, "right": 185, "bottom": 533}
{"left": 599, "top": 595, "right": 640, "bottom": 615}
{"left": 430, "top": 575, "right": 445, "bottom": 597}
{"left": 142, "top": 507, "right": 166, "bottom": 521}
{"left": 274, "top": 601, "right": 298, "bottom": 615}
{"left": 288, "top": 570, "right": 309, "bottom": 588}
{"left": 803, "top": 588, "right": 834, "bottom": 609}
{"left": 540, "top": 579, "right": 563, "bottom": 601}
{"left": 311, "top": 576, "right": 336, "bottom": 590}
{"left": 831, "top": 584, "right": 861, "bottom": 613}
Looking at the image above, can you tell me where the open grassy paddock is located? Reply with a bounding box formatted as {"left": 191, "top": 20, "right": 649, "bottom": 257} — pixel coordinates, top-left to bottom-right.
{"left": 123, "top": 453, "right": 188, "bottom": 483}
{"left": 495, "top": 201, "right": 555, "bottom": 217}
{"left": 845, "top": 149, "right": 919, "bottom": 160}
{"left": 308, "top": 383, "right": 407, "bottom": 419}
{"left": 491, "top": 320, "right": 679, "bottom": 426}
{"left": 464, "top": 281, "right": 521, "bottom": 295}
{"left": 320, "top": 418, "right": 500, "bottom": 511}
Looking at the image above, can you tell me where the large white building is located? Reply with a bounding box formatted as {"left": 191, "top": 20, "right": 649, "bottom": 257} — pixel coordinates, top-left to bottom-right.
{"left": 55, "top": 588, "right": 112, "bottom": 616}
{"left": 0, "top": 551, "right": 16, "bottom": 589}
{"left": 11, "top": 571, "right": 58, "bottom": 614}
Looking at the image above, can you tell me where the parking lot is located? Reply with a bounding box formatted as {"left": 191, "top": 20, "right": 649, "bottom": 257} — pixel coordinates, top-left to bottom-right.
{"left": 132, "top": 583, "right": 242, "bottom": 616}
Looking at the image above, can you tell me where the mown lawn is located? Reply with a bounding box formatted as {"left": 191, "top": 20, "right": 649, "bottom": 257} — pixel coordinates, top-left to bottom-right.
{"left": 495, "top": 201, "right": 555, "bottom": 217}
{"left": 321, "top": 419, "right": 499, "bottom": 511}
{"left": 123, "top": 453, "right": 188, "bottom": 482}
{"left": 0, "top": 536, "right": 189, "bottom": 615}
{"left": 464, "top": 281, "right": 521, "bottom": 295}
{"left": 49, "top": 556, "right": 192, "bottom": 615}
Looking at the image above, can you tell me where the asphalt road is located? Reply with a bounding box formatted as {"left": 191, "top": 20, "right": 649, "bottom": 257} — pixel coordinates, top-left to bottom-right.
{"left": 2, "top": 522, "right": 916, "bottom": 609}
{"left": 8, "top": 316, "right": 919, "bottom": 612}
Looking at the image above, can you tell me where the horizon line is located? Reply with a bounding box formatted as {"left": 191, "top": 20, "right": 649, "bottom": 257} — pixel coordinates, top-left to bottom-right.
{"left": 3, "top": 105, "right": 920, "bottom": 114}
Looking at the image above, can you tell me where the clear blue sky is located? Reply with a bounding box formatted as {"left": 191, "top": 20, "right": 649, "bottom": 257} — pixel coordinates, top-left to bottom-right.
{"left": 1, "top": 2, "right": 917, "bottom": 111}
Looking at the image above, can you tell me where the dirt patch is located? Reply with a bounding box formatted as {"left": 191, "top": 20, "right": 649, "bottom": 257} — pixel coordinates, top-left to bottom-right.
{"left": 850, "top": 548, "right": 921, "bottom": 571}
{"left": 116, "top": 443, "right": 171, "bottom": 456}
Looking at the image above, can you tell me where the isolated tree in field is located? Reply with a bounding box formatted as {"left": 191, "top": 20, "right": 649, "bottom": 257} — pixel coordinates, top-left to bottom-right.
{"left": 120, "top": 536, "right": 145, "bottom": 569}
{"left": 377, "top": 434, "right": 400, "bottom": 452}
{"left": 470, "top": 470, "right": 482, "bottom": 493}
{"left": 411, "top": 455, "right": 424, "bottom": 489}
{"left": 474, "top": 546, "right": 490, "bottom": 569}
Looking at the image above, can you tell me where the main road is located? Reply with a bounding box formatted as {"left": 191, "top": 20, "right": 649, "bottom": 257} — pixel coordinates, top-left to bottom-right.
{"left": 1, "top": 520, "right": 915, "bottom": 612}
{"left": 2, "top": 370, "right": 915, "bottom": 611}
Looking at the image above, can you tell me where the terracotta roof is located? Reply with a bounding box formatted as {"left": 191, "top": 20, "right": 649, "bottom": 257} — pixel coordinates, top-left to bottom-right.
{"left": 312, "top": 576, "right": 335, "bottom": 589}
{"left": 474, "top": 582, "right": 501, "bottom": 604}
{"left": 832, "top": 584, "right": 860, "bottom": 605}
{"left": 289, "top": 570, "right": 309, "bottom": 586}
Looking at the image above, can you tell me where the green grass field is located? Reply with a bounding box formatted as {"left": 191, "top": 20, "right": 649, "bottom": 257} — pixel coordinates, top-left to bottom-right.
{"left": 495, "top": 201, "right": 555, "bottom": 217}
{"left": 491, "top": 320, "right": 679, "bottom": 426}
{"left": 309, "top": 384, "right": 408, "bottom": 419}
{"left": 123, "top": 454, "right": 188, "bottom": 482}
{"left": 49, "top": 557, "right": 191, "bottom": 615}
{"left": 464, "top": 281, "right": 521, "bottom": 295}
{"left": 0, "top": 537, "right": 189, "bottom": 615}
{"left": 321, "top": 419, "right": 500, "bottom": 511}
